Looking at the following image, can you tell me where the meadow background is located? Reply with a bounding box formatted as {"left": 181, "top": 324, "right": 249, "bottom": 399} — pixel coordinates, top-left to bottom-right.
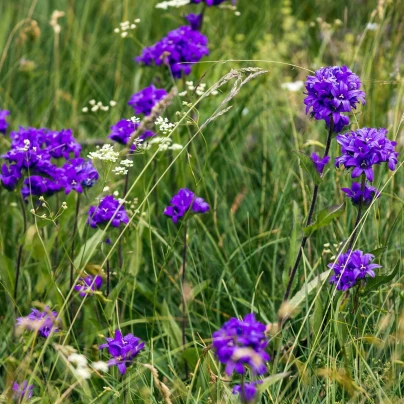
{"left": 0, "top": 0, "right": 403, "bottom": 402}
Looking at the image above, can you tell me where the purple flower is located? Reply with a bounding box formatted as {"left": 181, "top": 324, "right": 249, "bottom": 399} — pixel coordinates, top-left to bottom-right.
{"left": 128, "top": 85, "right": 167, "bottom": 116}
{"left": 87, "top": 195, "right": 129, "bottom": 229}
{"left": 46, "top": 129, "right": 82, "bottom": 159}
{"left": 341, "top": 182, "right": 380, "bottom": 206}
{"left": 212, "top": 313, "right": 270, "bottom": 376}
{"left": 13, "top": 381, "right": 34, "bottom": 401}
{"left": 61, "top": 158, "right": 99, "bottom": 194}
{"left": 233, "top": 381, "right": 262, "bottom": 402}
{"left": 16, "top": 307, "right": 59, "bottom": 338}
{"left": 335, "top": 127, "right": 398, "bottom": 182}
{"left": 0, "top": 163, "right": 22, "bottom": 190}
{"left": 311, "top": 152, "right": 330, "bottom": 174}
{"left": 99, "top": 329, "right": 145, "bottom": 375}
{"left": 109, "top": 119, "right": 155, "bottom": 150}
{"left": 185, "top": 13, "right": 203, "bottom": 31}
{"left": 74, "top": 275, "right": 103, "bottom": 297}
{"left": 21, "top": 175, "right": 63, "bottom": 199}
{"left": 328, "top": 249, "right": 381, "bottom": 291}
{"left": 135, "top": 26, "right": 209, "bottom": 79}
{"left": 163, "top": 188, "right": 210, "bottom": 224}
{"left": 0, "top": 109, "right": 10, "bottom": 134}
{"left": 304, "top": 66, "right": 365, "bottom": 132}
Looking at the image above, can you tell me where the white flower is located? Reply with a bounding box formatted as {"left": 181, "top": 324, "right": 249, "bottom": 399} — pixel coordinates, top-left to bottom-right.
{"left": 155, "top": 116, "right": 176, "bottom": 134}
{"left": 121, "top": 32, "right": 128, "bottom": 38}
{"left": 103, "top": 186, "right": 110, "bottom": 192}
{"left": 113, "top": 191, "right": 119, "bottom": 197}
{"left": 129, "top": 116, "right": 140, "bottom": 123}
{"left": 169, "top": 143, "right": 183, "bottom": 151}
{"left": 366, "top": 22, "right": 378, "bottom": 30}
{"left": 156, "top": 0, "right": 190, "bottom": 9}
{"left": 134, "top": 18, "right": 141, "bottom": 23}
{"left": 92, "top": 361, "right": 109, "bottom": 372}
{"left": 82, "top": 107, "right": 89, "bottom": 113}
{"left": 110, "top": 100, "right": 117, "bottom": 107}
{"left": 114, "top": 28, "right": 120, "bottom": 33}
{"left": 91, "top": 105, "right": 99, "bottom": 112}
{"left": 88, "top": 144, "right": 119, "bottom": 162}
{"left": 76, "top": 367, "right": 91, "bottom": 379}
{"left": 120, "top": 159, "right": 134, "bottom": 168}
{"left": 112, "top": 166, "right": 128, "bottom": 176}
{"left": 68, "top": 353, "right": 88, "bottom": 367}
{"left": 89, "top": 99, "right": 96, "bottom": 106}
{"left": 179, "top": 91, "right": 187, "bottom": 97}
{"left": 281, "top": 80, "right": 304, "bottom": 92}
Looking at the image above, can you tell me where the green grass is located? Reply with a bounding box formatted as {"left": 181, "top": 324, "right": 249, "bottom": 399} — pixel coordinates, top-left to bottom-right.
{"left": 0, "top": 0, "right": 403, "bottom": 402}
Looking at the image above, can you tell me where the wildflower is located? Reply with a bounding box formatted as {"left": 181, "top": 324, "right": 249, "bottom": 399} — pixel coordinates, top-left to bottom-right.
{"left": 163, "top": 188, "right": 210, "bottom": 224}
{"left": 109, "top": 119, "right": 155, "bottom": 150}
{"left": 99, "top": 329, "right": 145, "bottom": 375}
{"left": 341, "top": 182, "right": 380, "bottom": 206}
{"left": 135, "top": 26, "right": 209, "bottom": 78}
{"left": 185, "top": 13, "right": 203, "bottom": 31}
{"left": 13, "top": 381, "right": 34, "bottom": 401}
{"left": 16, "top": 307, "right": 59, "bottom": 338}
{"left": 88, "top": 144, "right": 120, "bottom": 163}
{"left": 212, "top": 313, "right": 269, "bottom": 376}
{"left": 335, "top": 127, "right": 398, "bottom": 182}
{"left": 92, "top": 361, "right": 109, "bottom": 372}
{"left": 74, "top": 275, "right": 103, "bottom": 297}
{"left": 311, "top": 152, "right": 330, "bottom": 174}
{"left": 87, "top": 195, "right": 129, "bottom": 228}
{"left": 112, "top": 166, "right": 128, "bottom": 176}
{"left": 233, "top": 381, "right": 262, "bottom": 402}
{"left": 128, "top": 85, "right": 167, "bottom": 116}
{"left": 156, "top": 0, "right": 191, "bottom": 9}
{"left": 155, "top": 116, "right": 176, "bottom": 134}
{"left": 304, "top": 66, "right": 365, "bottom": 132}
{"left": 0, "top": 109, "right": 10, "bottom": 134}
{"left": 281, "top": 81, "right": 304, "bottom": 92}
{"left": 21, "top": 175, "right": 63, "bottom": 199}
{"left": 61, "top": 158, "right": 99, "bottom": 194}
{"left": 328, "top": 250, "right": 382, "bottom": 291}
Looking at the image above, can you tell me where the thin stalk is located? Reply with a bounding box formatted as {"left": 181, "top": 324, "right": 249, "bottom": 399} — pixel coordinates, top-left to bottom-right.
{"left": 283, "top": 118, "right": 334, "bottom": 302}
{"left": 181, "top": 222, "right": 188, "bottom": 377}
{"left": 14, "top": 193, "right": 27, "bottom": 302}
{"left": 70, "top": 194, "right": 81, "bottom": 291}
{"left": 348, "top": 174, "right": 366, "bottom": 250}
{"left": 106, "top": 259, "right": 110, "bottom": 297}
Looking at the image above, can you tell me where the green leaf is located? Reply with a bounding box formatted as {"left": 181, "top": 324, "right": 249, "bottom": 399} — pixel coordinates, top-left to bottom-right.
{"left": 293, "top": 151, "right": 322, "bottom": 185}
{"left": 310, "top": 278, "right": 324, "bottom": 336}
{"left": 362, "top": 260, "right": 400, "bottom": 295}
{"left": 286, "top": 270, "right": 331, "bottom": 318}
{"left": 161, "top": 300, "right": 182, "bottom": 349}
{"left": 369, "top": 246, "right": 386, "bottom": 258}
{"left": 284, "top": 202, "right": 301, "bottom": 287}
{"left": 257, "top": 372, "right": 291, "bottom": 392}
{"left": 303, "top": 203, "right": 346, "bottom": 237}
{"left": 73, "top": 230, "right": 104, "bottom": 270}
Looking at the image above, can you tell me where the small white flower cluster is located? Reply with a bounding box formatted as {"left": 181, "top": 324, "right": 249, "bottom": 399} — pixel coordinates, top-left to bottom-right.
{"left": 92, "top": 361, "right": 109, "bottom": 373}
{"left": 114, "top": 19, "right": 141, "bottom": 38}
{"left": 155, "top": 116, "right": 176, "bottom": 135}
{"left": 112, "top": 159, "right": 134, "bottom": 176}
{"left": 138, "top": 137, "right": 183, "bottom": 153}
{"left": 156, "top": 0, "right": 190, "bottom": 9}
{"left": 50, "top": 10, "right": 65, "bottom": 34}
{"left": 30, "top": 196, "right": 67, "bottom": 221}
{"left": 281, "top": 80, "right": 304, "bottom": 92}
{"left": 68, "top": 353, "right": 91, "bottom": 379}
{"left": 88, "top": 144, "right": 119, "bottom": 163}
{"left": 23, "top": 139, "right": 30, "bottom": 151}
{"left": 219, "top": 3, "right": 241, "bottom": 16}
{"left": 179, "top": 81, "right": 219, "bottom": 97}
{"left": 82, "top": 99, "right": 117, "bottom": 113}
{"left": 128, "top": 116, "right": 140, "bottom": 124}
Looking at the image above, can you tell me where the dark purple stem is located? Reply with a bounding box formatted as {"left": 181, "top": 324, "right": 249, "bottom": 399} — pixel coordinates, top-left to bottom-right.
{"left": 182, "top": 222, "right": 188, "bottom": 377}
{"left": 347, "top": 174, "right": 366, "bottom": 250}
{"left": 70, "top": 193, "right": 81, "bottom": 291}
{"left": 283, "top": 118, "right": 334, "bottom": 302}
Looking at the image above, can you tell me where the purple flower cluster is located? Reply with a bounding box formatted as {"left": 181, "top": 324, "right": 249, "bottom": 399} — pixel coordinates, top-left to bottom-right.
{"left": 212, "top": 313, "right": 270, "bottom": 376}
{"left": 135, "top": 26, "right": 209, "bottom": 78}
{"left": 329, "top": 249, "right": 381, "bottom": 291}
{"left": 109, "top": 119, "right": 155, "bottom": 150}
{"left": 335, "top": 127, "right": 398, "bottom": 182}
{"left": 13, "top": 381, "right": 34, "bottom": 401}
{"left": 0, "top": 127, "right": 98, "bottom": 198}
{"left": 233, "top": 381, "right": 262, "bottom": 402}
{"left": 99, "top": 329, "right": 145, "bottom": 375}
{"left": 16, "top": 307, "right": 59, "bottom": 338}
{"left": 304, "top": 66, "right": 365, "bottom": 132}
{"left": 341, "top": 182, "right": 380, "bottom": 206}
{"left": 74, "top": 275, "right": 103, "bottom": 297}
{"left": 185, "top": 13, "right": 203, "bottom": 31}
{"left": 311, "top": 152, "right": 330, "bottom": 174}
{"left": 128, "top": 85, "right": 167, "bottom": 116}
{"left": 0, "top": 109, "right": 10, "bottom": 134}
{"left": 87, "top": 195, "right": 129, "bottom": 229}
{"left": 164, "top": 188, "right": 210, "bottom": 224}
